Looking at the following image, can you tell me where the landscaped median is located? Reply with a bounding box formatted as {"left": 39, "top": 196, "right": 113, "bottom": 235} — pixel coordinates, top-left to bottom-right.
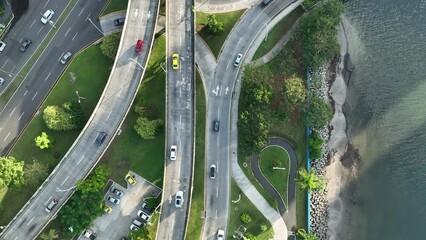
{"left": 0, "top": 45, "right": 112, "bottom": 225}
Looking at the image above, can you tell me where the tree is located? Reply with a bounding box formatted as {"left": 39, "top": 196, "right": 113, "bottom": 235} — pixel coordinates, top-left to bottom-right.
{"left": 283, "top": 76, "right": 306, "bottom": 110}
{"left": 24, "top": 160, "right": 49, "bottom": 187}
{"left": 297, "top": 0, "right": 344, "bottom": 69}
{"left": 0, "top": 156, "right": 24, "bottom": 189}
{"left": 240, "top": 213, "right": 252, "bottom": 223}
{"left": 305, "top": 95, "right": 332, "bottom": 129}
{"left": 34, "top": 132, "right": 54, "bottom": 149}
{"left": 244, "top": 232, "right": 257, "bottom": 240}
{"left": 100, "top": 32, "right": 121, "bottom": 60}
{"left": 206, "top": 14, "right": 224, "bottom": 35}
{"left": 129, "top": 227, "right": 151, "bottom": 240}
{"left": 40, "top": 229, "right": 59, "bottom": 240}
{"left": 295, "top": 168, "right": 325, "bottom": 192}
{"left": 134, "top": 117, "right": 164, "bottom": 139}
{"left": 62, "top": 101, "right": 85, "bottom": 127}
{"left": 76, "top": 165, "right": 110, "bottom": 194}
{"left": 134, "top": 104, "right": 146, "bottom": 116}
{"left": 296, "top": 228, "right": 318, "bottom": 240}
{"left": 43, "top": 102, "right": 84, "bottom": 131}
{"left": 308, "top": 131, "right": 324, "bottom": 159}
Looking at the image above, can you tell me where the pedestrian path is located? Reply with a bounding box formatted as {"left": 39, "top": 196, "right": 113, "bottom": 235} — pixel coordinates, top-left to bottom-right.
{"left": 195, "top": 0, "right": 260, "bottom": 13}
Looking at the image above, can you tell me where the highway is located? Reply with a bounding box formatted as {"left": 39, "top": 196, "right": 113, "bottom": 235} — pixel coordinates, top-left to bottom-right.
{"left": 201, "top": 0, "right": 297, "bottom": 239}
{"left": 0, "top": 0, "right": 160, "bottom": 238}
{"left": 0, "top": 0, "right": 107, "bottom": 155}
{"left": 156, "top": 0, "right": 195, "bottom": 238}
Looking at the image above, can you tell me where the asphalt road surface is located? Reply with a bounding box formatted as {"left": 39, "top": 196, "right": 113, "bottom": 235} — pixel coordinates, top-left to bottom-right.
{"left": 0, "top": 0, "right": 107, "bottom": 155}
{"left": 0, "top": 0, "right": 159, "bottom": 238}
{"left": 201, "top": 1, "right": 296, "bottom": 239}
{"left": 156, "top": 0, "right": 195, "bottom": 238}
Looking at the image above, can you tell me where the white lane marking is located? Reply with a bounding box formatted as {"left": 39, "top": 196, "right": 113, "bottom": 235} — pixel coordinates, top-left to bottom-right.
{"left": 180, "top": 35, "right": 182, "bottom": 45}
{"left": 10, "top": 107, "right": 16, "bottom": 116}
{"left": 106, "top": 111, "right": 112, "bottom": 120}
{"left": 140, "top": 13, "right": 144, "bottom": 22}
{"left": 23, "top": 90, "right": 28, "bottom": 96}
{"left": 0, "top": 127, "right": 2, "bottom": 132}
{"left": 43, "top": 0, "right": 50, "bottom": 8}
{"left": 60, "top": 176, "right": 69, "bottom": 186}
{"left": 27, "top": 216, "right": 35, "bottom": 226}
{"left": 64, "top": 27, "right": 71, "bottom": 36}
{"left": 29, "top": 19, "right": 36, "bottom": 29}
{"left": 219, "top": 86, "right": 222, "bottom": 96}
{"left": 72, "top": 32, "right": 78, "bottom": 41}
{"left": 86, "top": 13, "right": 91, "bottom": 20}
{"left": 168, "top": 195, "right": 172, "bottom": 204}
{"left": 58, "top": 53, "right": 63, "bottom": 62}
{"left": 18, "top": 112, "right": 24, "bottom": 121}
{"left": 4, "top": 132, "right": 10, "bottom": 142}
{"left": 216, "top": 187, "right": 219, "bottom": 198}
{"left": 179, "top": 114, "right": 182, "bottom": 125}
{"left": 38, "top": 26, "right": 43, "bottom": 35}
{"left": 77, "top": 155, "right": 84, "bottom": 165}
{"left": 45, "top": 72, "right": 51, "bottom": 81}
{"left": 2, "top": 59, "right": 8, "bottom": 68}
{"left": 45, "top": 197, "right": 52, "bottom": 205}
{"left": 78, "top": 8, "right": 84, "bottom": 16}
{"left": 32, "top": 92, "right": 38, "bottom": 101}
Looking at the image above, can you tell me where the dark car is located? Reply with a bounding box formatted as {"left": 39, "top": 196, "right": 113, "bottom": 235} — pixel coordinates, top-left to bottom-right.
{"left": 114, "top": 18, "right": 125, "bottom": 26}
{"left": 96, "top": 132, "right": 108, "bottom": 145}
{"left": 262, "top": 0, "right": 272, "bottom": 5}
{"left": 112, "top": 188, "right": 124, "bottom": 197}
{"left": 134, "top": 40, "right": 144, "bottom": 55}
{"left": 20, "top": 39, "right": 32, "bottom": 52}
{"left": 213, "top": 120, "right": 220, "bottom": 132}
{"left": 210, "top": 164, "right": 216, "bottom": 179}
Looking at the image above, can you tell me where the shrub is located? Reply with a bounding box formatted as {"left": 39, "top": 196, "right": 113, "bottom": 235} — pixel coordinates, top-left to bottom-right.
{"left": 308, "top": 131, "right": 324, "bottom": 159}
{"left": 260, "top": 223, "right": 268, "bottom": 232}
{"left": 240, "top": 213, "right": 252, "bottom": 223}
{"left": 244, "top": 232, "right": 257, "bottom": 240}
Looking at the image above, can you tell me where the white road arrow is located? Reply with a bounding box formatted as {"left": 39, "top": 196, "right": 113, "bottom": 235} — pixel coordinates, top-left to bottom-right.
{"left": 212, "top": 85, "right": 219, "bottom": 96}
{"left": 135, "top": 9, "right": 139, "bottom": 17}
{"left": 147, "top": 10, "right": 151, "bottom": 19}
{"left": 225, "top": 87, "right": 229, "bottom": 95}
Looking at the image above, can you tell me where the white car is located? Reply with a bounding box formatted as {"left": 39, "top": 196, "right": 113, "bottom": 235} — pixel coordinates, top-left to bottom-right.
{"left": 217, "top": 229, "right": 225, "bottom": 240}
{"left": 170, "top": 145, "right": 177, "bottom": 161}
{"left": 60, "top": 52, "right": 72, "bottom": 64}
{"left": 175, "top": 191, "right": 184, "bottom": 208}
{"left": 137, "top": 210, "right": 150, "bottom": 221}
{"left": 234, "top": 53, "right": 243, "bottom": 67}
{"left": 0, "top": 41, "right": 6, "bottom": 53}
{"left": 107, "top": 196, "right": 120, "bottom": 205}
{"left": 41, "top": 9, "right": 54, "bottom": 24}
{"left": 0, "top": 78, "right": 4, "bottom": 85}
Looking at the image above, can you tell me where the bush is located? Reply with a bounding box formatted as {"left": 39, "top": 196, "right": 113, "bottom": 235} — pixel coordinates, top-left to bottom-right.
{"left": 134, "top": 117, "right": 164, "bottom": 139}
{"left": 308, "top": 131, "right": 324, "bottom": 159}
{"left": 0, "top": 5, "right": 5, "bottom": 16}
{"left": 100, "top": 32, "right": 121, "bottom": 60}
{"left": 304, "top": 95, "right": 332, "bottom": 129}
{"left": 244, "top": 232, "right": 257, "bottom": 240}
{"left": 206, "top": 14, "right": 224, "bottom": 35}
{"left": 43, "top": 101, "right": 84, "bottom": 131}
{"left": 240, "top": 213, "right": 252, "bottom": 223}
{"left": 260, "top": 223, "right": 268, "bottom": 232}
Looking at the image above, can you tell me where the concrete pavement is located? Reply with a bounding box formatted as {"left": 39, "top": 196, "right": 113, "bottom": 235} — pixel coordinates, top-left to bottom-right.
{"left": 195, "top": 0, "right": 260, "bottom": 13}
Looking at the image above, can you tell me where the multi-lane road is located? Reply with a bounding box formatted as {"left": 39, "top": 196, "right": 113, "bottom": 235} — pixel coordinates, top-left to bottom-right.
{"left": 0, "top": 0, "right": 107, "bottom": 154}
{"left": 0, "top": 0, "right": 159, "bottom": 238}
{"left": 156, "top": 0, "right": 194, "bottom": 238}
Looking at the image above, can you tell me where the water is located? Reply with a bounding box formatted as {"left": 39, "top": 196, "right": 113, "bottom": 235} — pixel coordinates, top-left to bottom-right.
{"left": 342, "top": 0, "right": 426, "bottom": 239}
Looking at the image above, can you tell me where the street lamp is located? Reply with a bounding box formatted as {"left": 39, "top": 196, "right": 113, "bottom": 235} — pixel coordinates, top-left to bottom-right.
{"left": 48, "top": 20, "right": 56, "bottom": 29}
{"left": 76, "top": 91, "right": 86, "bottom": 103}
{"left": 0, "top": 69, "right": 12, "bottom": 77}
{"left": 87, "top": 18, "right": 105, "bottom": 36}
{"left": 128, "top": 58, "right": 145, "bottom": 69}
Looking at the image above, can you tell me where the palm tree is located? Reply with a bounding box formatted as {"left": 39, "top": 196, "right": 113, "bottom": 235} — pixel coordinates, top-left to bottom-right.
{"left": 296, "top": 228, "right": 318, "bottom": 240}
{"left": 295, "top": 168, "right": 325, "bottom": 192}
{"left": 40, "top": 229, "right": 59, "bottom": 240}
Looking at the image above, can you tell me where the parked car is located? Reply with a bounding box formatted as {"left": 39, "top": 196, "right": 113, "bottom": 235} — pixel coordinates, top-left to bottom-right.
{"left": 20, "top": 39, "right": 32, "bottom": 52}
{"left": 83, "top": 229, "right": 96, "bottom": 240}
{"left": 133, "top": 219, "right": 145, "bottom": 227}
{"left": 41, "top": 9, "right": 54, "bottom": 24}
{"left": 175, "top": 191, "right": 184, "bottom": 208}
{"left": 141, "top": 202, "right": 154, "bottom": 214}
{"left": 0, "top": 78, "right": 4, "bottom": 85}
{"left": 234, "top": 53, "right": 243, "bottom": 67}
{"left": 60, "top": 52, "right": 72, "bottom": 64}
{"left": 112, "top": 188, "right": 124, "bottom": 197}
{"left": 125, "top": 173, "right": 137, "bottom": 185}
{"left": 107, "top": 196, "right": 120, "bottom": 205}
{"left": 137, "top": 210, "right": 150, "bottom": 221}
{"left": 129, "top": 224, "right": 139, "bottom": 231}
{"left": 0, "top": 41, "right": 6, "bottom": 53}
{"left": 213, "top": 120, "right": 220, "bottom": 132}
{"left": 134, "top": 40, "right": 144, "bottom": 55}
{"left": 95, "top": 132, "right": 107, "bottom": 145}
{"left": 217, "top": 229, "right": 225, "bottom": 240}
{"left": 172, "top": 53, "right": 179, "bottom": 70}
{"left": 45, "top": 198, "right": 58, "bottom": 213}
{"left": 103, "top": 204, "right": 112, "bottom": 213}
{"left": 170, "top": 145, "right": 177, "bottom": 161}
{"left": 114, "top": 17, "right": 125, "bottom": 26}
{"left": 210, "top": 164, "right": 216, "bottom": 179}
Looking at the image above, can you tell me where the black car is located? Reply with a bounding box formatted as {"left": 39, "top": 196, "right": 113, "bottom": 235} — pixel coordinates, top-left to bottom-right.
{"left": 213, "top": 120, "right": 220, "bottom": 132}
{"left": 20, "top": 39, "right": 32, "bottom": 52}
{"left": 114, "top": 18, "right": 125, "bottom": 26}
{"left": 210, "top": 164, "right": 216, "bottom": 179}
{"left": 96, "top": 132, "right": 108, "bottom": 145}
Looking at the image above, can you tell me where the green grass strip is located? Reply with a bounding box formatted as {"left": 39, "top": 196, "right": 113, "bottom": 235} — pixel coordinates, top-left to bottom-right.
{"left": 0, "top": 0, "right": 78, "bottom": 109}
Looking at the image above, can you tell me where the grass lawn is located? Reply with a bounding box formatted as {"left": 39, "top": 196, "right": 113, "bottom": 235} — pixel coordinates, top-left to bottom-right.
{"left": 259, "top": 146, "right": 290, "bottom": 206}
{"left": 0, "top": 45, "right": 112, "bottom": 225}
{"left": 186, "top": 71, "right": 206, "bottom": 239}
{"left": 101, "top": 0, "right": 129, "bottom": 16}
{"left": 229, "top": 179, "right": 274, "bottom": 239}
{"left": 252, "top": 7, "right": 303, "bottom": 60}
{"left": 99, "top": 35, "right": 166, "bottom": 187}
{"left": 196, "top": 9, "right": 246, "bottom": 57}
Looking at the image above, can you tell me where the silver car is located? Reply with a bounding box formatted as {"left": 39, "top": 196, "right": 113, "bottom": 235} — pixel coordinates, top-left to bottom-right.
{"left": 175, "top": 191, "right": 184, "bottom": 208}
{"left": 60, "top": 52, "right": 72, "bottom": 64}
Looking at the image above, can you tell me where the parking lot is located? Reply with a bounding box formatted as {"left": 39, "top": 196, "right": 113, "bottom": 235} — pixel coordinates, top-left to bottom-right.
{"left": 81, "top": 171, "right": 161, "bottom": 239}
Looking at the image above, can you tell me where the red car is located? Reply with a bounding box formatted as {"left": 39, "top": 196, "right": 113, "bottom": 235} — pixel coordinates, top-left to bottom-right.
{"left": 135, "top": 40, "right": 144, "bottom": 55}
